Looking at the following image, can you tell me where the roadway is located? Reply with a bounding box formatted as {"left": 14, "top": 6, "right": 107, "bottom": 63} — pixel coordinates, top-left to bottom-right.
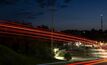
{"left": 37, "top": 58, "right": 107, "bottom": 65}
{"left": 1, "top": 21, "right": 107, "bottom": 65}
{"left": 67, "top": 58, "right": 107, "bottom": 65}
{"left": 0, "top": 21, "right": 97, "bottom": 45}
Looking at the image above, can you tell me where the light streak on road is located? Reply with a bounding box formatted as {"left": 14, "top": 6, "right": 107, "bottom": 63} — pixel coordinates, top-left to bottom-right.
{"left": 0, "top": 31, "right": 67, "bottom": 42}
{"left": 0, "top": 23, "right": 97, "bottom": 45}
{"left": 85, "top": 58, "right": 107, "bottom": 65}
{"left": 66, "top": 58, "right": 105, "bottom": 65}
{"left": 0, "top": 25, "right": 80, "bottom": 42}
{"left": 89, "top": 48, "right": 107, "bottom": 58}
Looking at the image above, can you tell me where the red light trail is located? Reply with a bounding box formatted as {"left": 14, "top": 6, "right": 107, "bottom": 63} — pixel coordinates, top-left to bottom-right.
{"left": 66, "top": 58, "right": 107, "bottom": 65}
{"left": 0, "top": 22, "right": 97, "bottom": 45}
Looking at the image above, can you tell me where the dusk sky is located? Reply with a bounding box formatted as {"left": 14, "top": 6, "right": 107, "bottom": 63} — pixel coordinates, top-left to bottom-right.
{"left": 0, "top": 0, "right": 107, "bottom": 30}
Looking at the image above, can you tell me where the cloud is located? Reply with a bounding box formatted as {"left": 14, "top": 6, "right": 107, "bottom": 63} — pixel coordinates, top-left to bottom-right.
{"left": 0, "top": 0, "right": 19, "bottom": 5}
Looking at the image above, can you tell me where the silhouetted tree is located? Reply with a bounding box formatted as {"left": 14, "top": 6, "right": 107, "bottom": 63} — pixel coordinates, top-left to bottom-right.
{"left": 37, "top": 25, "right": 49, "bottom": 29}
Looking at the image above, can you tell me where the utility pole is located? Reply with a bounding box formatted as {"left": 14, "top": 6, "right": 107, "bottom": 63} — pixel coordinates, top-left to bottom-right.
{"left": 50, "top": 6, "right": 56, "bottom": 57}
{"left": 36, "top": 0, "right": 72, "bottom": 58}
{"left": 100, "top": 14, "right": 103, "bottom": 31}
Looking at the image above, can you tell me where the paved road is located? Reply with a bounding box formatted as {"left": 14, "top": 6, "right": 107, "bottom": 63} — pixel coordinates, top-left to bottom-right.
{"left": 95, "top": 62, "right": 107, "bottom": 65}
{"left": 67, "top": 58, "right": 107, "bottom": 65}
{"left": 37, "top": 57, "right": 98, "bottom": 65}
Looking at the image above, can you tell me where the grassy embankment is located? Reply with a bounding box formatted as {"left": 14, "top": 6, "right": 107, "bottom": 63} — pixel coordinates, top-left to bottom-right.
{"left": 0, "top": 44, "right": 56, "bottom": 65}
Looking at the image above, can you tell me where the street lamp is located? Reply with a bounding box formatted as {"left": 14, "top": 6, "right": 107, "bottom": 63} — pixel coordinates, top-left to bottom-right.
{"left": 50, "top": 5, "right": 56, "bottom": 57}
{"left": 100, "top": 14, "right": 103, "bottom": 31}
{"left": 36, "top": 0, "right": 72, "bottom": 57}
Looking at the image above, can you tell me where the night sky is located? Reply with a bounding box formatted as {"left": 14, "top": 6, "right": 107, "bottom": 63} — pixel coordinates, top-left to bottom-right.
{"left": 0, "top": 0, "right": 107, "bottom": 30}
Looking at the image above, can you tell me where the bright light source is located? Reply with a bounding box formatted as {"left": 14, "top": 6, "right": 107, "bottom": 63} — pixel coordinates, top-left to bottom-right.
{"left": 53, "top": 48, "right": 59, "bottom": 53}
{"left": 100, "top": 14, "right": 103, "bottom": 16}
{"left": 54, "top": 50, "right": 65, "bottom": 60}
{"left": 90, "top": 48, "right": 107, "bottom": 58}
{"left": 75, "top": 42, "right": 82, "bottom": 46}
